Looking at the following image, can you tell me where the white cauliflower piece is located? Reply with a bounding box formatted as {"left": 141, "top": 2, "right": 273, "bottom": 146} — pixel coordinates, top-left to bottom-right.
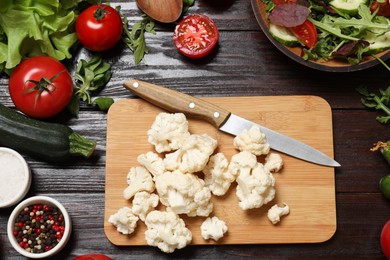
{"left": 147, "top": 112, "right": 190, "bottom": 153}
{"left": 123, "top": 166, "right": 155, "bottom": 200}
{"left": 108, "top": 207, "right": 139, "bottom": 235}
{"left": 201, "top": 216, "right": 228, "bottom": 241}
{"left": 137, "top": 152, "right": 165, "bottom": 179}
{"left": 231, "top": 152, "right": 276, "bottom": 210}
{"left": 203, "top": 153, "right": 236, "bottom": 196}
{"left": 267, "top": 203, "right": 290, "bottom": 224}
{"left": 228, "top": 151, "right": 257, "bottom": 177}
{"left": 145, "top": 210, "right": 192, "bottom": 253}
{"left": 132, "top": 191, "right": 160, "bottom": 221}
{"left": 155, "top": 170, "right": 213, "bottom": 217}
{"left": 164, "top": 134, "right": 218, "bottom": 174}
{"left": 233, "top": 125, "right": 270, "bottom": 155}
{"left": 265, "top": 153, "right": 284, "bottom": 172}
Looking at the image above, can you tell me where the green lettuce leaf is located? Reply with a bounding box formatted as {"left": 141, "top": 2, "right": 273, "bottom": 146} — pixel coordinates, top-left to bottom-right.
{"left": 0, "top": 0, "right": 86, "bottom": 74}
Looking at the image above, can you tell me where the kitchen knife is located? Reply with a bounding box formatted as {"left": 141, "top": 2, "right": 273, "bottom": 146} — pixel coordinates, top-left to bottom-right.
{"left": 123, "top": 79, "right": 340, "bottom": 167}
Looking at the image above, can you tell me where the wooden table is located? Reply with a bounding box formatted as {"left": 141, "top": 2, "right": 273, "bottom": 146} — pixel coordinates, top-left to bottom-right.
{"left": 1, "top": 0, "right": 390, "bottom": 259}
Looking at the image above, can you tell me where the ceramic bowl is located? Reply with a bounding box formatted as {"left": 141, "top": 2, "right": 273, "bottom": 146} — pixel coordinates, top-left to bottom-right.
{"left": 251, "top": 0, "right": 390, "bottom": 72}
{"left": 7, "top": 196, "right": 72, "bottom": 258}
{"left": 0, "top": 147, "right": 31, "bottom": 208}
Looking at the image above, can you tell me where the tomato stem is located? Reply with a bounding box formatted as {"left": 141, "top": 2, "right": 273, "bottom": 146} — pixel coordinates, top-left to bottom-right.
{"left": 94, "top": 4, "right": 109, "bottom": 20}
{"left": 23, "top": 70, "right": 65, "bottom": 109}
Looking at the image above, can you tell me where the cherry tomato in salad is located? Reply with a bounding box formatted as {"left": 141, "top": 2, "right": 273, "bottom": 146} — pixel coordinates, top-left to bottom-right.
{"left": 8, "top": 56, "right": 73, "bottom": 119}
{"left": 371, "top": 0, "right": 390, "bottom": 17}
{"left": 73, "top": 254, "right": 112, "bottom": 260}
{"left": 173, "top": 14, "right": 219, "bottom": 59}
{"left": 76, "top": 4, "right": 123, "bottom": 52}
{"left": 381, "top": 220, "right": 390, "bottom": 258}
{"left": 290, "top": 20, "right": 318, "bottom": 49}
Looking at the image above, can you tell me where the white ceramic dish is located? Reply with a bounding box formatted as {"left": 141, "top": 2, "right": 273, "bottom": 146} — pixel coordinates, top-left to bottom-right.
{"left": 7, "top": 196, "right": 72, "bottom": 259}
{"left": 0, "top": 147, "right": 31, "bottom": 208}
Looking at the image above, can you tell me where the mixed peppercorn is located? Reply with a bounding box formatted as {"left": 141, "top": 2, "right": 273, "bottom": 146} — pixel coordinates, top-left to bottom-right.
{"left": 12, "top": 203, "right": 65, "bottom": 253}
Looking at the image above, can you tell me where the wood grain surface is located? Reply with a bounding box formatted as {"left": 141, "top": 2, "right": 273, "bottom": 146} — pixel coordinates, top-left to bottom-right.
{"left": 104, "top": 96, "right": 336, "bottom": 246}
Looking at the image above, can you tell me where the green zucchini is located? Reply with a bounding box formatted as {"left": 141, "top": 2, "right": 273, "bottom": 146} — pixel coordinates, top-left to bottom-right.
{"left": 0, "top": 103, "right": 96, "bottom": 162}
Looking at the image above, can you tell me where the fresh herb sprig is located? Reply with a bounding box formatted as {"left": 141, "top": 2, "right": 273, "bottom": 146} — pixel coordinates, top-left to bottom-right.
{"left": 357, "top": 85, "right": 390, "bottom": 123}
{"left": 356, "top": 55, "right": 390, "bottom": 123}
{"left": 122, "top": 14, "right": 156, "bottom": 64}
{"left": 183, "top": 0, "right": 196, "bottom": 14}
{"left": 68, "top": 56, "right": 113, "bottom": 116}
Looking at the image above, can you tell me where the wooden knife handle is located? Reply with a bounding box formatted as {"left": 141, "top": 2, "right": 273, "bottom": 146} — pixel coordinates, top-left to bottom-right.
{"left": 123, "top": 79, "right": 231, "bottom": 128}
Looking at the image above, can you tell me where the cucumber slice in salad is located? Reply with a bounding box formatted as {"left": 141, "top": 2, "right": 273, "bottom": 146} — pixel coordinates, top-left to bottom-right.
{"left": 329, "top": 0, "right": 367, "bottom": 15}
{"left": 364, "top": 30, "right": 390, "bottom": 54}
{"left": 269, "top": 23, "right": 301, "bottom": 47}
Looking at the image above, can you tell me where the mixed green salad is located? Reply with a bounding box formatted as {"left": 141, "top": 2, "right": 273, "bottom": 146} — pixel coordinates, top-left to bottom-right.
{"left": 264, "top": 0, "right": 390, "bottom": 64}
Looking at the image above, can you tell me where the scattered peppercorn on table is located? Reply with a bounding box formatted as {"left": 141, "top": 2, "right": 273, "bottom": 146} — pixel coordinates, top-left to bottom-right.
{"left": 1, "top": 0, "right": 390, "bottom": 259}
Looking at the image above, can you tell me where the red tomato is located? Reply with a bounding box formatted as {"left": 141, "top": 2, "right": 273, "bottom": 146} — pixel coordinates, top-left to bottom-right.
{"left": 73, "top": 254, "right": 111, "bottom": 260}
{"left": 290, "top": 20, "right": 318, "bottom": 49}
{"left": 76, "top": 4, "right": 123, "bottom": 52}
{"left": 8, "top": 56, "right": 73, "bottom": 119}
{"left": 371, "top": 0, "right": 390, "bottom": 17}
{"left": 173, "top": 14, "right": 219, "bottom": 59}
{"left": 381, "top": 220, "right": 390, "bottom": 258}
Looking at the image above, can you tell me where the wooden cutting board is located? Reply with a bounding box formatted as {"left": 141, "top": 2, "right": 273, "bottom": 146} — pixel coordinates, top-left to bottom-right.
{"left": 104, "top": 96, "right": 336, "bottom": 246}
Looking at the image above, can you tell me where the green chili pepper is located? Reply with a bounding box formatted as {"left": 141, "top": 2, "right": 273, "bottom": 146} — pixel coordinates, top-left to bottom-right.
{"left": 372, "top": 141, "right": 390, "bottom": 200}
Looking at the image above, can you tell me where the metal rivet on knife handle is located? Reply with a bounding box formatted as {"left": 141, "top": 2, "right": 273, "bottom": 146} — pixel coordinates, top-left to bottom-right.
{"left": 132, "top": 81, "right": 140, "bottom": 88}
{"left": 123, "top": 79, "right": 232, "bottom": 128}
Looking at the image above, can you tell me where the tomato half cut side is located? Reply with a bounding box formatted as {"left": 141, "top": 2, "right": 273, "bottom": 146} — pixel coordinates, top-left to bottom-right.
{"left": 371, "top": 0, "right": 390, "bottom": 17}
{"left": 173, "top": 14, "right": 219, "bottom": 59}
{"left": 290, "top": 20, "right": 318, "bottom": 49}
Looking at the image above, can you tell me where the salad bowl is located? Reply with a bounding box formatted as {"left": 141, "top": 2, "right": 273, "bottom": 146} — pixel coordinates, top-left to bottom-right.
{"left": 251, "top": 0, "right": 390, "bottom": 72}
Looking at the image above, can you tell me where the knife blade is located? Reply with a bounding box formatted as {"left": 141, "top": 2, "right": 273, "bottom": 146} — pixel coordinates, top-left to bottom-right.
{"left": 123, "top": 79, "right": 340, "bottom": 167}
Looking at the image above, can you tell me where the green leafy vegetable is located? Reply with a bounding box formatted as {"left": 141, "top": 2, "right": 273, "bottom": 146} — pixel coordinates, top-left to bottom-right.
{"left": 69, "top": 56, "right": 113, "bottom": 116}
{"left": 0, "top": 0, "right": 91, "bottom": 74}
{"left": 93, "top": 97, "right": 114, "bottom": 111}
{"left": 356, "top": 55, "right": 390, "bottom": 123}
{"left": 356, "top": 85, "right": 390, "bottom": 123}
{"left": 121, "top": 13, "right": 156, "bottom": 64}
{"left": 307, "top": 4, "right": 390, "bottom": 62}
{"left": 183, "top": 0, "right": 196, "bottom": 14}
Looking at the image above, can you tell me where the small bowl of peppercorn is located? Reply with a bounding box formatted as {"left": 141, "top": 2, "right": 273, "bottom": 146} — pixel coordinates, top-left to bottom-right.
{"left": 7, "top": 196, "right": 72, "bottom": 258}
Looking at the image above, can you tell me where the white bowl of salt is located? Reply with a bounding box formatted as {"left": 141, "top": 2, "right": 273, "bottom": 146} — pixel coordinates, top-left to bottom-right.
{"left": 0, "top": 147, "right": 31, "bottom": 208}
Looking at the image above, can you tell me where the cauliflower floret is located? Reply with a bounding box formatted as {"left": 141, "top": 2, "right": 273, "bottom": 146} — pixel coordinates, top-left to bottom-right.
{"left": 228, "top": 151, "right": 258, "bottom": 177}
{"left": 155, "top": 170, "right": 213, "bottom": 217}
{"left": 203, "top": 153, "right": 236, "bottom": 196}
{"left": 145, "top": 210, "right": 192, "bottom": 253}
{"left": 267, "top": 203, "right": 290, "bottom": 224}
{"left": 233, "top": 125, "right": 270, "bottom": 155}
{"left": 123, "top": 166, "right": 155, "bottom": 200}
{"left": 200, "top": 216, "right": 228, "bottom": 241}
{"left": 264, "top": 153, "right": 284, "bottom": 173}
{"left": 147, "top": 113, "right": 190, "bottom": 153}
{"left": 164, "top": 134, "right": 218, "bottom": 174}
{"left": 108, "top": 207, "right": 139, "bottom": 235}
{"left": 132, "top": 191, "right": 160, "bottom": 221}
{"left": 231, "top": 152, "right": 276, "bottom": 210}
{"left": 137, "top": 151, "right": 165, "bottom": 179}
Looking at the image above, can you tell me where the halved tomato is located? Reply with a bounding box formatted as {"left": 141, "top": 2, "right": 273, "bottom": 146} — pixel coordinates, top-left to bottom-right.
{"left": 371, "top": 0, "right": 390, "bottom": 17}
{"left": 290, "top": 20, "right": 318, "bottom": 48}
{"left": 173, "top": 14, "right": 219, "bottom": 59}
